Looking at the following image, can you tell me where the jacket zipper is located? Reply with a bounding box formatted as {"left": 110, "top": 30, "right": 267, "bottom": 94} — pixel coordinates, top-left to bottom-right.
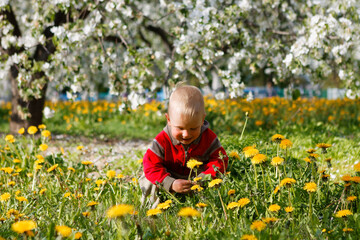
{"left": 183, "top": 145, "right": 188, "bottom": 166}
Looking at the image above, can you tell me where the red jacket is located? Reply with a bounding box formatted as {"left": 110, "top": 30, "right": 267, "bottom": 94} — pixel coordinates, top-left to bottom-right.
{"left": 143, "top": 121, "right": 228, "bottom": 191}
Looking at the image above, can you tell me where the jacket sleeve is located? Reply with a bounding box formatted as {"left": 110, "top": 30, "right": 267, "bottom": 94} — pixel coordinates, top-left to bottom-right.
{"left": 200, "top": 138, "right": 228, "bottom": 177}
{"left": 143, "top": 139, "right": 176, "bottom": 191}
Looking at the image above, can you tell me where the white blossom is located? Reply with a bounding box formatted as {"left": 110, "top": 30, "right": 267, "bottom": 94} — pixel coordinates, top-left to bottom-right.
{"left": 43, "top": 106, "right": 55, "bottom": 119}
{"left": 50, "top": 26, "right": 65, "bottom": 38}
{"left": 0, "top": 0, "right": 9, "bottom": 8}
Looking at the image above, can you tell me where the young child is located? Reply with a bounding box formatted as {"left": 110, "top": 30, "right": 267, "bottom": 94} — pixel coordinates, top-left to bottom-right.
{"left": 139, "top": 85, "right": 228, "bottom": 208}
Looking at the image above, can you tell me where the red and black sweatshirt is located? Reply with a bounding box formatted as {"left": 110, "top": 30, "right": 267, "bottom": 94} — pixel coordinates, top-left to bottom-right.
{"left": 143, "top": 120, "right": 228, "bottom": 191}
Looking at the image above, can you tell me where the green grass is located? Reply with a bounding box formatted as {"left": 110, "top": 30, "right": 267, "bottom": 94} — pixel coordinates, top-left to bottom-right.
{"left": 1, "top": 126, "right": 360, "bottom": 239}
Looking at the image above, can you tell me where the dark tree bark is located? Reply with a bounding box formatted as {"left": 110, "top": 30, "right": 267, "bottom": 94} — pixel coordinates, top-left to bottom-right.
{"left": 3, "top": 6, "right": 68, "bottom": 133}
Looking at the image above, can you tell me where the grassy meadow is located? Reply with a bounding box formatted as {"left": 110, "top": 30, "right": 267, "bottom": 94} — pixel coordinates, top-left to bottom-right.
{"left": 0, "top": 97, "right": 360, "bottom": 239}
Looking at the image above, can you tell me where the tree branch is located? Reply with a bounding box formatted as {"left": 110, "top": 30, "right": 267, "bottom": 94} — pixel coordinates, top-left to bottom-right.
{"left": 145, "top": 25, "right": 173, "bottom": 52}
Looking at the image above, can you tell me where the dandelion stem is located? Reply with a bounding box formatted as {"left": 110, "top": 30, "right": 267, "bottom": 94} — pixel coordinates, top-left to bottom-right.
{"left": 239, "top": 113, "right": 248, "bottom": 140}
{"left": 218, "top": 189, "right": 228, "bottom": 220}
{"left": 309, "top": 193, "right": 313, "bottom": 224}
{"left": 254, "top": 164, "right": 259, "bottom": 190}
{"left": 288, "top": 188, "right": 292, "bottom": 207}
{"left": 260, "top": 165, "right": 266, "bottom": 196}
{"left": 188, "top": 168, "right": 193, "bottom": 181}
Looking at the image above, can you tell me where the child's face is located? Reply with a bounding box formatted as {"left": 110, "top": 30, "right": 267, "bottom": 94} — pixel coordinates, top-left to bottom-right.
{"left": 166, "top": 112, "right": 204, "bottom": 145}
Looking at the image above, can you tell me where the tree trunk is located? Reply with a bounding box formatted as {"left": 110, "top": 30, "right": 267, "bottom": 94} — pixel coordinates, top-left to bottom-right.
{"left": 9, "top": 66, "right": 48, "bottom": 133}
{"left": 6, "top": 7, "right": 69, "bottom": 133}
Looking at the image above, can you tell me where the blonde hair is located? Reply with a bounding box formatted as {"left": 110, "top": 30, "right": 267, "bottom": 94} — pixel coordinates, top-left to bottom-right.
{"left": 168, "top": 85, "right": 205, "bottom": 120}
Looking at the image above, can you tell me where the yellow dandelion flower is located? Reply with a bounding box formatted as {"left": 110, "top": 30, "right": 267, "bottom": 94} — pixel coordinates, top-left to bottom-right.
{"left": 343, "top": 228, "right": 354, "bottom": 232}
{"left": 228, "top": 189, "right": 236, "bottom": 195}
{"left": 39, "top": 189, "right": 47, "bottom": 195}
{"left": 18, "top": 128, "right": 25, "bottom": 135}
{"left": 27, "top": 126, "right": 38, "bottom": 135}
{"left": 251, "top": 154, "right": 267, "bottom": 164}
{"left": 309, "top": 153, "right": 319, "bottom": 159}
{"left": 227, "top": 202, "right": 240, "bottom": 209}
{"left": 178, "top": 207, "right": 200, "bottom": 217}
{"left": 7, "top": 209, "right": 19, "bottom": 218}
{"left": 196, "top": 202, "right": 208, "bottom": 208}
{"left": 268, "top": 204, "right": 281, "bottom": 212}
{"left": 280, "top": 139, "right": 292, "bottom": 149}
{"left": 55, "top": 225, "right": 72, "bottom": 237}
{"left": 191, "top": 184, "right": 204, "bottom": 192}
{"left": 341, "top": 175, "right": 352, "bottom": 182}
{"left": 354, "top": 162, "right": 360, "bottom": 172}
{"left": 303, "top": 182, "right": 317, "bottom": 192}
{"left": 271, "top": 134, "right": 285, "bottom": 143}
{"left": 241, "top": 234, "right": 258, "bottom": 240}
{"left": 146, "top": 208, "right": 162, "bottom": 216}
{"left": 35, "top": 164, "right": 43, "bottom": 170}
{"left": 64, "top": 192, "right": 71, "bottom": 198}
{"left": 193, "top": 176, "right": 202, "bottom": 182}
{"left": 106, "top": 170, "right": 116, "bottom": 179}
{"left": 244, "top": 148, "right": 259, "bottom": 158}
{"left": 8, "top": 181, "right": 16, "bottom": 186}
{"left": 316, "top": 143, "right": 331, "bottom": 149}
{"left": 11, "top": 220, "right": 36, "bottom": 234}
{"left": 157, "top": 202, "right": 171, "bottom": 210}
{"left": 262, "top": 217, "right": 279, "bottom": 223}
{"left": 335, "top": 209, "right": 353, "bottom": 218}
{"left": 0, "top": 192, "right": 11, "bottom": 202}
{"left": 68, "top": 167, "right": 75, "bottom": 172}
{"left": 47, "top": 164, "right": 58, "bottom": 173}
{"left": 273, "top": 186, "right": 280, "bottom": 194}
{"left": 280, "top": 178, "right": 296, "bottom": 187}
{"left": 238, "top": 198, "right": 251, "bottom": 207}
{"left": 95, "top": 179, "right": 106, "bottom": 186}
{"left": 75, "top": 232, "right": 82, "bottom": 239}
{"left": 82, "top": 212, "right": 91, "bottom": 217}
{"left": 39, "top": 144, "right": 48, "bottom": 151}
{"left": 38, "top": 124, "right": 46, "bottom": 129}
{"left": 81, "top": 161, "right": 93, "bottom": 165}
{"left": 306, "top": 148, "right": 316, "bottom": 153}
{"left": 15, "top": 196, "right": 28, "bottom": 202}
{"left": 186, "top": 159, "right": 203, "bottom": 169}
{"left": 250, "top": 220, "right": 266, "bottom": 231}
{"left": 209, "top": 179, "right": 223, "bottom": 187}
{"left": 285, "top": 206, "right": 294, "bottom": 213}
{"left": 242, "top": 145, "right": 256, "bottom": 152}
{"left": 13, "top": 158, "right": 21, "bottom": 163}
{"left": 106, "top": 204, "right": 134, "bottom": 218}
{"left": 1, "top": 167, "right": 14, "bottom": 174}
{"left": 304, "top": 157, "right": 311, "bottom": 163}
{"left": 324, "top": 158, "right": 332, "bottom": 162}
{"left": 77, "top": 145, "right": 84, "bottom": 151}
{"left": 351, "top": 176, "right": 360, "bottom": 183}
{"left": 132, "top": 177, "right": 138, "bottom": 184}
{"left": 5, "top": 134, "right": 15, "bottom": 143}
{"left": 87, "top": 201, "right": 99, "bottom": 207}
{"left": 41, "top": 130, "right": 51, "bottom": 138}
{"left": 347, "top": 196, "right": 357, "bottom": 202}
{"left": 229, "top": 151, "right": 240, "bottom": 160}
{"left": 271, "top": 156, "right": 284, "bottom": 166}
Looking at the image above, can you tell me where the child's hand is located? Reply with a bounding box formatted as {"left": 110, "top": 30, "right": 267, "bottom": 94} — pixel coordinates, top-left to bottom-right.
{"left": 171, "top": 179, "right": 193, "bottom": 194}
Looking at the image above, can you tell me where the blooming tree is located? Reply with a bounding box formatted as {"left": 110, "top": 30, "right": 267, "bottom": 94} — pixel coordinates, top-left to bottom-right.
{"left": 1, "top": 0, "right": 359, "bottom": 132}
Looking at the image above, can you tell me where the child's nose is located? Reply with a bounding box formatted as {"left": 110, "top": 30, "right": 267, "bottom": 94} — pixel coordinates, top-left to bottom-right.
{"left": 182, "top": 130, "right": 190, "bottom": 138}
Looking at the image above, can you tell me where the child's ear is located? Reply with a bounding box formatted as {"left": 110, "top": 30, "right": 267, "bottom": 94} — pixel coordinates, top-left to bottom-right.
{"left": 165, "top": 113, "right": 171, "bottom": 125}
